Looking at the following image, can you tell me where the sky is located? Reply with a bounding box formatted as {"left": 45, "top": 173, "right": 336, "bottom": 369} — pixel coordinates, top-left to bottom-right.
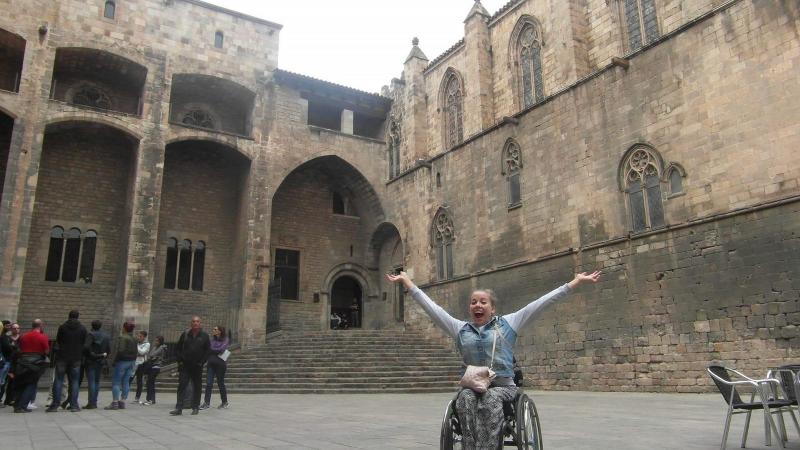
{"left": 202, "top": 0, "right": 511, "bottom": 93}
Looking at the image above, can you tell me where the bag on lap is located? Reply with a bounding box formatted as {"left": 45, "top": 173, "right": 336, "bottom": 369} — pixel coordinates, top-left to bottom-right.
{"left": 459, "top": 327, "right": 498, "bottom": 393}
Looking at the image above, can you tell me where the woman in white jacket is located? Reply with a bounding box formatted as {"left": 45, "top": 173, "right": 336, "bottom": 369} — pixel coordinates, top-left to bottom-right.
{"left": 132, "top": 330, "right": 150, "bottom": 404}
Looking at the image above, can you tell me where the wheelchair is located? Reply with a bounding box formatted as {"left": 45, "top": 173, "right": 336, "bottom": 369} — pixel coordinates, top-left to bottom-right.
{"left": 439, "top": 390, "right": 543, "bottom": 449}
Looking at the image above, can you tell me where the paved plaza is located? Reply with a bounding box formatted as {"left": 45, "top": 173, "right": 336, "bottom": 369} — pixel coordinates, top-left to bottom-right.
{"left": 2, "top": 390, "right": 799, "bottom": 449}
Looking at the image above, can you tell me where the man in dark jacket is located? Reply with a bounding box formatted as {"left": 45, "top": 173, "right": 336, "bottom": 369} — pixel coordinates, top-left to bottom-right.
{"left": 83, "top": 320, "right": 110, "bottom": 409}
{"left": 48, "top": 310, "right": 87, "bottom": 412}
{"left": 170, "top": 316, "right": 210, "bottom": 416}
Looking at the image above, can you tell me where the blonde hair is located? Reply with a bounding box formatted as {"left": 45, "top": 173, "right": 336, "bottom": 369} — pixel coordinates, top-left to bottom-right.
{"left": 472, "top": 288, "right": 498, "bottom": 307}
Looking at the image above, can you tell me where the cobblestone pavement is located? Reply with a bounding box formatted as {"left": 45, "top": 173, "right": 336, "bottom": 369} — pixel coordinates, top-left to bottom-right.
{"left": 1, "top": 390, "right": 799, "bottom": 449}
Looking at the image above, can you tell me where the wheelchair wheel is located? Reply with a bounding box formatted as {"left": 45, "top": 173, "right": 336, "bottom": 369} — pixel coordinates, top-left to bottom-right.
{"left": 440, "top": 398, "right": 463, "bottom": 449}
{"left": 514, "top": 393, "right": 543, "bottom": 450}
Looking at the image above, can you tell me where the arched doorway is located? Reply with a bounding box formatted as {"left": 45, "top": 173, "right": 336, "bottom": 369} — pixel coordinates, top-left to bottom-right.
{"left": 330, "top": 276, "right": 362, "bottom": 329}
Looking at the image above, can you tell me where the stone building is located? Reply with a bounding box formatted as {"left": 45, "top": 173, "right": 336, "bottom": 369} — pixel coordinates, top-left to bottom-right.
{"left": 0, "top": 0, "right": 798, "bottom": 392}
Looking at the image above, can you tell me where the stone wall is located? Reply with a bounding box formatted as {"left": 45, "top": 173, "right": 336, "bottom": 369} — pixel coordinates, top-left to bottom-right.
{"left": 17, "top": 126, "right": 135, "bottom": 334}
{"left": 388, "top": 0, "right": 800, "bottom": 391}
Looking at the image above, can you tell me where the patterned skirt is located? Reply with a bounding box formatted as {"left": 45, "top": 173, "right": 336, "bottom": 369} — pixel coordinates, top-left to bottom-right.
{"left": 455, "top": 386, "right": 518, "bottom": 449}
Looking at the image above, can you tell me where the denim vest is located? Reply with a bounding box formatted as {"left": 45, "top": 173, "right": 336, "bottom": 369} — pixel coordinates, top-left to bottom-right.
{"left": 456, "top": 316, "right": 516, "bottom": 378}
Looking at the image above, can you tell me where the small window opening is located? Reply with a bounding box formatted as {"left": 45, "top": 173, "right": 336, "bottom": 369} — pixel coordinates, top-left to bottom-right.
{"left": 214, "top": 31, "right": 224, "bottom": 49}
{"left": 307, "top": 100, "right": 342, "bottom": 131}
{"left": 436, "top": 172, "right": 442, "bottom": 188}
{"left": 669, "top": 168, "right": 683, "bottom": 195}
{"left": 177, "top": 239, "right": 192, "bottom": 290}
{"left": 164, "top": 238, "right": 178, "bottom": 289}
{"left": 275, "top": 249, "right": 300, "bottom": 300}
{"left": 45, "top": 226, "right": 65, "bottom": 282}
{"left": 103, "top": 1, "right": 116, "bottom": 19}
{"left": 353, "top": 112, "right": 384, "bottom": 139}
{"left": 349, "top": 245, "right": 353, "bottom": 257}
{"left": 79, "top": 230, "right": 97, "bottom": 283}
{"left": 332, "top": 192, "right": 346, "bottom": 214}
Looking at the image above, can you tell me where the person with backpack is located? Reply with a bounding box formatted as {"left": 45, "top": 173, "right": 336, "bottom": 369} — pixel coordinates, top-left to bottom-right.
{"left": 83, "top": 320, "right": 110, "bottom": 409}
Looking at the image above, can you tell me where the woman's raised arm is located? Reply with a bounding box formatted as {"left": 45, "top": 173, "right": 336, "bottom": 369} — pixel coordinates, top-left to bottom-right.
{"left": 385, "top": 272, "right": 464, "bottom": 338}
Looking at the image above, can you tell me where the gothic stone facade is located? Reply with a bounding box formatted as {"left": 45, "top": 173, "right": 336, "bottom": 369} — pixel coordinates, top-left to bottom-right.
{"left": 0, "top": 0, "right": 798, "bottom": 392}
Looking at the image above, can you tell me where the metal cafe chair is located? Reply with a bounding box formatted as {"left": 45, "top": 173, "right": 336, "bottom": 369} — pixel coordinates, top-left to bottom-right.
{"left": 766, "top": 365, "right": 800, "bottom": 444}
{"left": 707, "top": 365, "right": 794, "bottom": 450}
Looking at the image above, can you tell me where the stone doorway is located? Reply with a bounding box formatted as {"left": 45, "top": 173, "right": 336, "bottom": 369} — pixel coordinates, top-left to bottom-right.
{"left": 330, "top": 276, "right": 362, "bottom": 329}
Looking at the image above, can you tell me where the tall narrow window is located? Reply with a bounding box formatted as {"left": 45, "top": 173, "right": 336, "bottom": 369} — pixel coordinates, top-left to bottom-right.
{"left": 518, "top": 23, "right": 544, "bottom": 108}
{"left": 214, "top": 31, "right": 224, "bottom": 49}
{"left": 668, "top": 166, "right": 684, "bottom": 195}
{"left": 164, "top": 238, "right": 178, "bottom": 289}
{"left": 45, "top": 226, "right": 99, "bottom": 283}
{"left": 275, "top": 249, "right": 299, "bottom": 300}
{"left": 624, "top": 0, "right": 659, "bottom": 52}
{"left": 177, "top": 239, "right": 192, "bottom": 290}
{"left": 103, "top": 1, "right": 116, "bottom": 19}
{"left": 432, "top": 209, "right": 455, "bottom": 280}
{"left": 622, "top": 145, "right": 665, "bottom": 233}
{"left": 79, "top": 230, "right": 97, "bottom": 283}
{"left": 61, "top": 228, "right": 82, "bottom": 283}
{"left": 191, "top": 241, "right": 205, "bottom": 291}
{"left": 388, "top": 116, "right": 401, "bottom": 178}
{"left": 502, "top": 139, "right": 523, "bottom": 206}
{"left": 45, "top": 227, "right": 65, "bottom": 281}
{"left": 442, "top": 72, "right": 464, "bottom": 149}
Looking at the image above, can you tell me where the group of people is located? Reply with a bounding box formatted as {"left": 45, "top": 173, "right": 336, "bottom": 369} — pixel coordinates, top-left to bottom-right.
{"left": 0, "top": 312, "right": 231, "bottom": 417}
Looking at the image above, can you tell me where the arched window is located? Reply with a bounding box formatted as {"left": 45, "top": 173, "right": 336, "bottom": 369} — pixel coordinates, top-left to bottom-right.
{"left": 45, "top": 226, "right": 98, "bottom": 283}
{"left": 214, "top": 31, "right": 224, "bottom": 49}
{"left": 502, "top": 139, "right": 523, "bottom": 206}
{"left": 623, "top": 0, "right": 659, "bottom": 52}
{"left": 45, "top": 226, "right": 65, "bottom": 282}
{"left": 103, "top": 1, "right": 116, "bottom": 20}
{"left": 621, "top": 145, "right": 665, "bottom": 232}
{"left": 191, "top": 241, "right": 205, "bottom": 291}
{"left": 164, "top": 238, "right": 178, "bottom": 289}
{"left": 432, "top": 208, "right": 455, "bottom": 280}
{"left": 164, "top": 237, "right": 206, "bottom": 291}
{"left": 79, "top": 230, "right": 97, "bottom": 283}
{"left": 177, "top": 239, "right": 192, "bottom": 290}
{"left": 441, "top": 71, "right": 464, "bottom": 149}
{"left": 517, "top": 23, "right": 544, "bottom": 108}
{"left": 666, "top": 164, "right": 685, "bottom": 196}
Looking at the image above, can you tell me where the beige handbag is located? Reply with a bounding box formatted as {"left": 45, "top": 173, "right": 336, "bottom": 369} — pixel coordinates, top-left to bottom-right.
{"left": 459, "top": 328, "right": 497, "bottom": 393}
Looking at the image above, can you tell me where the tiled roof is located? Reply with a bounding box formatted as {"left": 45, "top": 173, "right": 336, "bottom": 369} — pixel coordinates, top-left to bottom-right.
{"left": 424, "top": 38, "right": 465, "bottom": 73}
{"left": 489, "top": 0, "right": 525, "bottom": 22}
{"left": 273, "top": 69, "right": 391, "bottom": 104}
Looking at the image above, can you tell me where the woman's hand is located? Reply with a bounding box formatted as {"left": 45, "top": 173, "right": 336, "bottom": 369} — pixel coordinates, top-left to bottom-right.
{"left": 568, "top": 270, "right": 602, "bottom": 289}
{"left": 385, "top": 271, "right": 416, "bottom": 291}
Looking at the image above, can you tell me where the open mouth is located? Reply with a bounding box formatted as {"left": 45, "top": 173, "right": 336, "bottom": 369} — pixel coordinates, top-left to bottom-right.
{"left": 473, "top": 311, "right": 485, "bottom": 319}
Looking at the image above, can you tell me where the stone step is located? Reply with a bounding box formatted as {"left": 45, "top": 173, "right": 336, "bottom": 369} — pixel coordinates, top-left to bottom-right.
{"left": 157, "top": 330, "right": 462, "bottom": 394}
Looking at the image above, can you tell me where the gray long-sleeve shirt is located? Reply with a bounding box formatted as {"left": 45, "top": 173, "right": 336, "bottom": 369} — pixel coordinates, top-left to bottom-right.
{"left": 408, "top": 283, "right": 573, "bottom": 338}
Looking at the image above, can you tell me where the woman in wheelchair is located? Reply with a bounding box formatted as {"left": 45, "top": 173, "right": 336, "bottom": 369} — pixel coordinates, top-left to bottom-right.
{"left": 386, "top": 270, "right": 600, "bottom": 449}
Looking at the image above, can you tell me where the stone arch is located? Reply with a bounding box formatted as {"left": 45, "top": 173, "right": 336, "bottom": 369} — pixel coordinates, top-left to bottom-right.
{"left": 367, "top": 221, "right": 404, "bottom": 268}
{"left": 272, "top": 155, "right": 385, "bottom": 221}
{"left": 0, "top": 27, "right": 26, "bottom": 93}
{"left": 617, "top": 142, "right": 665, "bottom": 191}
{"left": 46, "top": 116, "right": 143, "bottom": 142}
{"left": 17, "top": 120, "right": 140, "bottom": 330}
{"left": 52, "top": 47, "right": 148, "bottom": 115}
{"left": 323, "top": 263, "right": 374, "bottom": 330}
{"left": 150, "top": 138, "right": 252, "bottom": 339}
{"left": 165, "top": 135, "right": 249, "bottom": 161}
{"left": 323, "top": 262, "right": 375, "bottom": 299}
{"left": 169, "top": 73, "right": 256, "bottom": 136}
{"left": 0, "top": 108, "right": 16, "bottom": 209}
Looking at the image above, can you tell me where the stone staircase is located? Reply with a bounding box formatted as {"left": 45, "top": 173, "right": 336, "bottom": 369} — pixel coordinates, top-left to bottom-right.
{"left": 158, "top": 330, "right": 463, "bottom": 394}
